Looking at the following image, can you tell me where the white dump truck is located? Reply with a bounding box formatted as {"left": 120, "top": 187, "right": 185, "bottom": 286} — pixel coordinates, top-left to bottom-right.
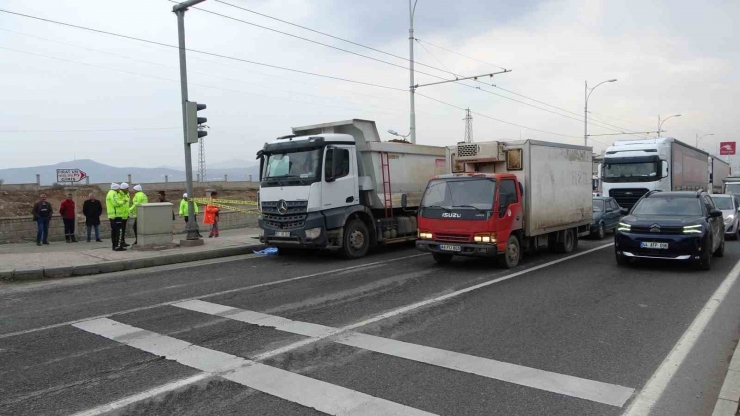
{"left": 257, "top": 119, "right": 446, "bottom": 258}
{"left": 415, "top": 140, "right": 594, "bottom": 267}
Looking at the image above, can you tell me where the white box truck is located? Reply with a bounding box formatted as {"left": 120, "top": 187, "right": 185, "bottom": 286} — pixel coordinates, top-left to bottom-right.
{"left": 602, "top": 137, "right": 729, "bottom": 209}
{"left": 257, "top": 119, "right": 446, "bottom": 258}
{"left": 415, "top": 140, "right": 593, "bottom": 267}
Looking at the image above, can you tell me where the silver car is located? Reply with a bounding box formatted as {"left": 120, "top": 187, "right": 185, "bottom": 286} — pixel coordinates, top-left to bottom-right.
{"left": 710, "top": 194, "right": 740, "bottom": 240}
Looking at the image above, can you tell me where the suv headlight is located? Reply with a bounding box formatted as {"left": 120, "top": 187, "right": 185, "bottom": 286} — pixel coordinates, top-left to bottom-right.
{"left": 725, "top": 215, "right": 734, "bottom": 224}
{"left": 617, "top": 222, "right": 631, "bottom": 232}
{"left": 683, "top": 225, "right": 702, "bottom": 234}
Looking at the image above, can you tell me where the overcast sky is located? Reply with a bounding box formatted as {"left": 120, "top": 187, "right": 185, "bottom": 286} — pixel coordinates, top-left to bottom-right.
{"left": 1, "top": 0, "right": 738, "bottom": 169}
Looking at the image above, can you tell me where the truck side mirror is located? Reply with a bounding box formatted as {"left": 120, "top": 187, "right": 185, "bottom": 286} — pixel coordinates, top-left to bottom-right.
{"left": 401, "top": 193, "right": 408, "bottom": 210}
{"left": 661, "top": 160, "right": 669, "bottom": 178}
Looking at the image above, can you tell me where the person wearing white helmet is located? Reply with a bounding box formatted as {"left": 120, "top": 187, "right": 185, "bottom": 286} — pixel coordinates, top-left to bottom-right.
{"left": 106, "top": 183, "right": 126, "bottom": 251}
{"left": 179, "top": 192, "right": 199, "bottom": 223}
{"left": 129, "top": 184, "right": 148, "bottom": 245}
{"left": 118, "top": 183, "right": 131, "bottom": 248}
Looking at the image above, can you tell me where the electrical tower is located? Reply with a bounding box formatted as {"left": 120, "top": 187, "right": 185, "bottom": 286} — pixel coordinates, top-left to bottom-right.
{"left": 198, "top": 135, "right": 206, "bottom": 183}
{"left": 463, "top": 108, "right": 473, "bottom": 143}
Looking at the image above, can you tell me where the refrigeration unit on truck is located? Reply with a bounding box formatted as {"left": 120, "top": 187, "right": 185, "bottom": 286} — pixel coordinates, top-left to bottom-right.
{"left": 415, "top": 140, "right": 594, "bottom": 268}
{"left": 601, "top": 138, "right": 730, "bottom": 209}
{"left": 257, "top": 119, "right": 446, "bottom": 259}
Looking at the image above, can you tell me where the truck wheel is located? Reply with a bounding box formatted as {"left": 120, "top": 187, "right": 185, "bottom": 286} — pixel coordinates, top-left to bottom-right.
{"left": 432, "top": 253, "right": 453, "bottom": 264}
{"left": 556, "top": 229, "right": 575, "bottom": 253}
{"left": 500, "top": 235, "right": 520, "bottom": 269}
{"left": 341, "top": 219, "right": 370, "bottom": 259}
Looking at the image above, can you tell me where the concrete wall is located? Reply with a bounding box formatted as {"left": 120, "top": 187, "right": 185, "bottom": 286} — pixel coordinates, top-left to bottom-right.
{"left": 0, "top": 211, "right": 258, "bottom": 244}
{"left": 0, "top": 180, "right": 259, "bottom": 192}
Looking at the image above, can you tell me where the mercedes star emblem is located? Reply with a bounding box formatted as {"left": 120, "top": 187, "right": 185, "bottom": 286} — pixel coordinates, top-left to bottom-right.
{"left": 277, "top": 199, "right": 289, "bottom": 215}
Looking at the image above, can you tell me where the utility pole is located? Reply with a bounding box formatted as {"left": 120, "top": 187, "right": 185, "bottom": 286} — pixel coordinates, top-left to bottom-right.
{"left": 198, "top": 136, "right": 206, "bottom": 183}
{"left": 463, "top": 108, "right": 473, "bottom": 143}
{"left": 408, "top": 0, "right": 417, "bottom": 144}
{"left": 173, "top": 0, "right": 206, "bottom": 241}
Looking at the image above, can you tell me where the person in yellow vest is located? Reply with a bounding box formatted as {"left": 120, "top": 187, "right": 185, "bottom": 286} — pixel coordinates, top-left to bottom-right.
{"left": 106, "top": 183, "right": 126, "bottom": 251}
{"left": 118, "top": 182, "right": 131, "bottom": 248}
{"left": 130, "top": 184, "right": 148, "bottom": 245}
{"left": 179, "top": 193, "right": 199, "bottom": 223}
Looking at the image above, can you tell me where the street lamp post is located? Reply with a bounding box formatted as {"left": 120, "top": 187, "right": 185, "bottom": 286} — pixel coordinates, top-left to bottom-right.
{"left": 696, "top": 133, "right": 714, "bottom": 148}
{"left": 408, "top": 0, "right": 418, "bottom": 144}
{"left": 584, "top": 79, "right": 617, "bottom": 146}
{"left": 657, "top": 114, "right": 681, "bottom": 137}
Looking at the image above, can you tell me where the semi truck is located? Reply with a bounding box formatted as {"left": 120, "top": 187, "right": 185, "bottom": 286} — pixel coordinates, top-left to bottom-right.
{"left": 724, "top": 177, "right": 740, "bottom": 196}
{"left": 602, "top": 137, "right": 730, "bottom": 209}
{"left": 414, "top": 140, "right": 594, "bottom": 268}
{"left": 257, "top": 119, "right": 446, "bottom": 258}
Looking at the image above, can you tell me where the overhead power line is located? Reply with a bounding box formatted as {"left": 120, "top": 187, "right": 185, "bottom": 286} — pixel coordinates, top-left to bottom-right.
{"left": 0, "top": 8, "right": 404, "bottom": 91}
{"left": 0, "top": 127, "right": 179, "bottom": 133}
{"left": 414, "top": 38, "right": 508, "bottom": 71}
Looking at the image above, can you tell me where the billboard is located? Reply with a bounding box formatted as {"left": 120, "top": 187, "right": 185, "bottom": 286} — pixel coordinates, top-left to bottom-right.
{"left": 720, "top": 142, "right": 736, "bottom": 155}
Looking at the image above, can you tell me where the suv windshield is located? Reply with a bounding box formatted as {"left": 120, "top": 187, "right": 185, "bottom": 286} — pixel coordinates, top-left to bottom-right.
{"left": 421, "top": 178, "right": 495, "bottom": 210}
{"left": 264, "top": 149, "right": 321, "bottom": 180}
{"left": 602, "top": 162, "right": 659, "bottom": 182}
{"left": 726, "top": 183, "right": 740, "bottom": 195}
{"left": 711, "top": 197, "right": 734, "bottom": 210}
{"left": 632, "top": 197, "right": 703, "bottom": 216}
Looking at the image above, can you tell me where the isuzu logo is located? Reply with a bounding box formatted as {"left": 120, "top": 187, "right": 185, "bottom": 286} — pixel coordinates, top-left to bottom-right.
{"left": 442, "top": 212, "right": 462, "bottom": 218}
{"left": 277, "top": 199, "right": 289, "bottom": 214}
{"left": 650, "top": 224, "right": 661, "bottom": 233}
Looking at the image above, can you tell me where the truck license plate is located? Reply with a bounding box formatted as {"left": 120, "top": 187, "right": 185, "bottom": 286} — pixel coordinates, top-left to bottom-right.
{"left": 641, "top": 242, "right": 668, "bottom": 249}
{"left": 439, "top": 244, "right": 462, "bottom": 252}
{"left": 275, "top": 231, "right": 291, "bottom": 237}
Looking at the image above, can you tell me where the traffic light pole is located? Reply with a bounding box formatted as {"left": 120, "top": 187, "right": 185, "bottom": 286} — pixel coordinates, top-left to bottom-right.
{"left": 174, "top": 0, "right": 206, "bottom": 240}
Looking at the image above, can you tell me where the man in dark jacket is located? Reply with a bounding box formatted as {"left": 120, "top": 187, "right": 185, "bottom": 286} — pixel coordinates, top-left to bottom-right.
{"left": 31, "top": 194, "right": 53, "bottom": 246}
{"left": 83, "top": 192, "right": 103, "bottom": 242}
{"left": 59, "top": 193, "right": 78, "bottom": 243}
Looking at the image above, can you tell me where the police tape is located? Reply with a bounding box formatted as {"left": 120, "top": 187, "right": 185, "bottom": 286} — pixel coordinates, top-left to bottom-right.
{"left": 190, "top": 198, "right": 258, "bottom": 206}
{"left": 200, "top": 201, "right": 261, "bottom": 215}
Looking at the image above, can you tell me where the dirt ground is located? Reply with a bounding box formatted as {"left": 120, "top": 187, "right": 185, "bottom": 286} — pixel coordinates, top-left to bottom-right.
{"left": 0, "top": 186, "right": 258, "bottom": 218}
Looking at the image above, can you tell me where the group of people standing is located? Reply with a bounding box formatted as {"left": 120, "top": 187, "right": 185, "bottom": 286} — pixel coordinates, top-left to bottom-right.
{"left": 30, "top": 185, "right": 220, "bottom": 248}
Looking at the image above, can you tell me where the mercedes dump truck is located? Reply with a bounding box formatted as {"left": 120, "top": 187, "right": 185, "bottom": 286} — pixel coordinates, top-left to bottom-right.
{"left": 257, "top": 119, "right": 446, "bottom": 258}
{"left": 415, "top": 140, "right": 593, "bottom": 267}
{"left": 602, "top": 137, "right": 730, "bottom": 209}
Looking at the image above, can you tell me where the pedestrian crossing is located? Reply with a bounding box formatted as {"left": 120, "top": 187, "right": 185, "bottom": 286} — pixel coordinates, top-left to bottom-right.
{"left": 71, "top": 300, "right": 635, "bottom": 415}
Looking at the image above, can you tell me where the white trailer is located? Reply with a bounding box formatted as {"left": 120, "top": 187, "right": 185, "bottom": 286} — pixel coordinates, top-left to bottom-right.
{"left": 257, "top": 119, "right": 446, "bottom": 258}
{"left": 711, "top": 156, "right": 731, "bottom": 194}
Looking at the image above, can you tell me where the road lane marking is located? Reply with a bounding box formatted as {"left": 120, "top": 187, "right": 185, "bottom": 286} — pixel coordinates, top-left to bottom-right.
{"left": 72, "top": 318, "right": 435, "bottom": 416}
{"left": 70, "top": 243, "right": 614, "bottom": 413}
{"left": 622, "top": 257, "right": 740, "bottom": 416}
{"left": 176, "top": 299, "right": 634, "bottom": 407}
{"left": 0, "top": 253, "right": 427, "bottom": 340}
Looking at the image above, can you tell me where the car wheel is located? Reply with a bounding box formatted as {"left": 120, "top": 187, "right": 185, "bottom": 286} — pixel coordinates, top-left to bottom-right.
{"left": 596, "top": 223, "right": 605, "bottom": 240}
{"left": 500, "top": 235, "right": 521, "bottom": 269}
{"left": 698, "top": 238, "right": 712, "bottom": 270}
{"left": 615, "top": 251, "right": 628, "bottom": 266}
{"left": 715, "top": 237, "right": 725, "bottom": 257}
{"left": 432, "top": 253, "right": 453, "bottom": 264}
{"left": 341, "top": 219, "right": 370, "bottom": 259}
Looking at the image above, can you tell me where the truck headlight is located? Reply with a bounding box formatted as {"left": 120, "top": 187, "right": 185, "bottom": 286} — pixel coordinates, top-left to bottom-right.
{"left": 683, "top": 225, "right": 702, "bottom": 234}
{"left": 418, "top": 231, "right": 433, "bottom": 239}
{"left": 305, "top": 227, "right": 322, "bottom": 239}
{"left": 474, "top": 233, "right": 496, "bottom": 244}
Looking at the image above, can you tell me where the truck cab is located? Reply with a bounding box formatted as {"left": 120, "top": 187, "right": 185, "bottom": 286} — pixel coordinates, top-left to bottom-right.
{"left": 416, "top": 173, "right": 522, "bottom": 266}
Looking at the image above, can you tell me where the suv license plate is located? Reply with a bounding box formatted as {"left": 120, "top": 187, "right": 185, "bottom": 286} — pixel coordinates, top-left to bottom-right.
{"left": 641, "top": 242, "right": 668, "bottom": 249}
{"left": 275, "top": 231, "right": 290, "bottom": 237}
{"left": 439, "top": 244, "right": 462, "bottom": 252}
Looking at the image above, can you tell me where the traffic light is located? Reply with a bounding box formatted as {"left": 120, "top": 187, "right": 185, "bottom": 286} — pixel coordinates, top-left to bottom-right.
{"left": 185, "top": 101, "right": 207, "bottom": 144}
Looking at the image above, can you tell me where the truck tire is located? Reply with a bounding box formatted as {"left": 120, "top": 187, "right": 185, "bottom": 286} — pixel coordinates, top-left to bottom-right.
{"left": 341, "top": 219, "right": 370, "bottom": 259}
{"left": 500, "top": 235, "right": 520, "bottom": 269}
{"left": 556, "top": 229, "right": 575, "bottom": 254}
{"left": 432, "top": 253, "right": 453, "bottom": 264}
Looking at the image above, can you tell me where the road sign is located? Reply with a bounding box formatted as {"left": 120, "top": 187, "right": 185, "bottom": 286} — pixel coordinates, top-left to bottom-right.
{"left": 720, "top": 142, "right": 736, "bottom": 155}
{"left": 56, "top": 169, "right": 87, "bottom": 183}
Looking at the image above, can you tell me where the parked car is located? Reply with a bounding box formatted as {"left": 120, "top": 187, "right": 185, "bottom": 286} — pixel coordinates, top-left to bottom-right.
{"left": 615, "top": 190, "right": 725, "bottom": 270}
{"left": 591, "top": 197, "right": 626, "bottom": 239}
{"left": 710, "top": 194, "right": 740, "bottom": 240}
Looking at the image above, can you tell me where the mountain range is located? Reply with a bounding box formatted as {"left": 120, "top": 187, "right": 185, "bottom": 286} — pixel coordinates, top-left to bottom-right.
{"left": 0, "top": 159, "right": 260, "bottom": 185}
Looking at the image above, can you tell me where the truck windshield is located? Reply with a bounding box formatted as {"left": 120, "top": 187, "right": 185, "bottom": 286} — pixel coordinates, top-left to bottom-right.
{"left": 631, "top": 198, "right": 702, "bottom": 216}
{"left": 421, "top": 178, "right": 496, "bottom": 210}
{"left": 726, "top": 183, "right": 740, "bottom": 195}
{"left": 602, "top": 162, "right": 660, "bottom": 182}
{"left": 264, "top": 149, "right": 321, "bottom": 180}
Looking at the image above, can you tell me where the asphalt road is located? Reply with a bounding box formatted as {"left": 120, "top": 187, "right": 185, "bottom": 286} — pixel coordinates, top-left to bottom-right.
{"left": 2, "top": 237, "right": 740, "bottom": 416}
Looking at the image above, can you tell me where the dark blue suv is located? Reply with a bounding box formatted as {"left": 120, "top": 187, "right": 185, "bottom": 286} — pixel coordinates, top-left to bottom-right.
{"left": 615, "top": 191, "right": 725, "bottom": 270}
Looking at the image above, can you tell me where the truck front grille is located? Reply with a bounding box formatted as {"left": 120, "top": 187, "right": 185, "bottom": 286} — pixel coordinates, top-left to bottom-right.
{"left": 435, "top": 233, "right": 471, "bottom": 243}
{"left": 261, "top": 200, "right": 308, "bottom": 230}
{"left": 261, "top": 200, "right": 308, "bottom": 215}
{"left": 609, "top": 188, "right": 649, "bottom": 209}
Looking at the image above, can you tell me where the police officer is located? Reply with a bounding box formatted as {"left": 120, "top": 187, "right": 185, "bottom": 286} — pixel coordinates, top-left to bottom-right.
{"left": 130, "top": 184, "right": 148, "bottom": 245}
{"left": 118, "top": 183, "right": 131, "bottom": 247}
{"left": 106, "top": 183, "right": 126, "bottom": 251}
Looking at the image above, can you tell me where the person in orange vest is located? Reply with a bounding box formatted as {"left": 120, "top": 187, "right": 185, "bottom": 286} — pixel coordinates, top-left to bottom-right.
{"left": 204, "top": 191, "right": 220, "bottom": 238}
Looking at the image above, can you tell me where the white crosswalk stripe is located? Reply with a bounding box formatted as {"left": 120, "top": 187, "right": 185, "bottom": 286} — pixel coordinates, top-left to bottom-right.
{"left": 73, "top": 318, "right": 435, "bottom": 416}
{"left": 174, "top": 299, "right": 635, "bottom": 407}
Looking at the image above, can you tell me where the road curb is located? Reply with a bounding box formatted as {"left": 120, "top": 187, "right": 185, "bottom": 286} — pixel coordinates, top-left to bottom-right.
{"left": 713, "top": 338, "right": 740, "bottom": 416}
{"left": 0, "top": 243, "right": 262, "bottom": 282}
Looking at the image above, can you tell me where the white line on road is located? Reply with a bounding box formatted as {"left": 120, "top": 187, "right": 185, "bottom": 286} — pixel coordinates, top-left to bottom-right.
{"left": 73, "top": 243, "right": 614, "bottom": 414}
{"left": 0, "top": 253, "right": 427, "bottom": 340}
{"left": 72, "top": 318, "right": 435, "bottom": 416}
{"left": 176, "top": 299, "right": 634, "bottom": 407}
{"left": 622, "top": 258, "right": 740, "bottom": 416}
